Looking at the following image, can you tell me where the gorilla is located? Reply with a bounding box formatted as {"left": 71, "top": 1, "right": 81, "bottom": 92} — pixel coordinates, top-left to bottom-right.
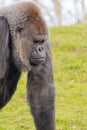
{"left": 0, "top": 2, "right": 55, "bottom": 130}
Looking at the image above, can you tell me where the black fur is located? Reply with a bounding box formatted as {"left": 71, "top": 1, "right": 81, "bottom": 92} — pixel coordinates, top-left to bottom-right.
{"left": 0, "top": 17, "right": 21, "bottom": 109}
{"left": 27, "top": 52, "right": 55, "bottom": 130}
{"left": 0, "top": 2, "right": 55, "bottom": 130}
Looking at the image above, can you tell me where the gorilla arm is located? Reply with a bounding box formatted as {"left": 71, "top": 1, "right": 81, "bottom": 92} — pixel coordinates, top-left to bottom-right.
{"left": 0, "top": 17, "right": 21, "bottom": 109}
{"left": 0, "top": 62, "right": 21, "bottom": 109}
{"left": 27, "top": 44, "right": 55, "bottom": 130}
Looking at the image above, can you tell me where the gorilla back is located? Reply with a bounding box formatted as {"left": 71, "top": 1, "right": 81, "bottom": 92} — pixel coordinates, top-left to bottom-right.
{"left": 0, "top": 2, "right": 55, "bottom": 130}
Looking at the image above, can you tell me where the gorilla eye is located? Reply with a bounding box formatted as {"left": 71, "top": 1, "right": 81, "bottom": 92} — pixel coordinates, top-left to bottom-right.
{"left": 34, "top": 40, "right": 39, "bottom": 44}
{"left": 16, "top": 27, "right": 23, "bottom": 33}
{"left": 41, "top": 40, "right": 45, "bottom": 44}
{"left": 34, "top": 40, "right": 45, "bottom": 44}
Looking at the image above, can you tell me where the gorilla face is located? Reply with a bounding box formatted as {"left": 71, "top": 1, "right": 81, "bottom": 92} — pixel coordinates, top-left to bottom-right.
{"left": 30, "top": 39, "right": 46, "bottom": 66}
{"left": 13, "top": 16, "right": 48, "bottom": 70}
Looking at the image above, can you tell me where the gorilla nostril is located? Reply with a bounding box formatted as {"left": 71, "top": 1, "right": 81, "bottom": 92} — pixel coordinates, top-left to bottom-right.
{"left": 38, "top": 48, "right": 41, "bottom": 52}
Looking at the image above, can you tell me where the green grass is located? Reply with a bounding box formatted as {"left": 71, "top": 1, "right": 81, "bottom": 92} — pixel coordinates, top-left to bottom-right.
{"left": 0, "top": 24, "right": 87, "bottom": 130}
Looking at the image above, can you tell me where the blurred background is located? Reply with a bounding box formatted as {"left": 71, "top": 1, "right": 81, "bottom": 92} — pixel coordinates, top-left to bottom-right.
{"left": 0, "top": 0, "right": 87, "bottom": 26}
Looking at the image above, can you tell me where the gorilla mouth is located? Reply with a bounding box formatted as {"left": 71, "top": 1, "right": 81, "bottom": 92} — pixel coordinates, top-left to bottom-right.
{"left": 30, "top": 57, "right": 45, "bottom": 66}
{"left": 34, "top": 58, "right": 45, "bottom": 60}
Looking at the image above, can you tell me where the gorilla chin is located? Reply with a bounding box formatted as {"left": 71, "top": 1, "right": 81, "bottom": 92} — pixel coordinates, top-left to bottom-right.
{"left": 30, "top": 57, "right": 45, "bottom": 66}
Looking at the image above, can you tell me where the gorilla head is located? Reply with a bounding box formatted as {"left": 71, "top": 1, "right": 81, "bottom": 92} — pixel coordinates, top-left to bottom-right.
{"left": 0, "top": 2, "right": 55, "bottom": 130}
{"left": 0, "top": 2, "right": 49, "bottom": 71}
{"left": 15, "top": 14, "right": 48, "bottom": 69}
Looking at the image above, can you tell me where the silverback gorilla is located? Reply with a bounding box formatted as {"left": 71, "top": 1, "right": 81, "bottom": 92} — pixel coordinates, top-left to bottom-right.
{"left": 0, "top": 2, "right": 55, "bottom": 130}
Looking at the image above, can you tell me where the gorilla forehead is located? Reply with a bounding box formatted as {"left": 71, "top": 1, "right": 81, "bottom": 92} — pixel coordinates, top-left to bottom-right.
{"left": 0, "top": 2, "right": 47, "bottom": 31}
{"left": 24, "top": 18, "right": 48, "bottom": 36}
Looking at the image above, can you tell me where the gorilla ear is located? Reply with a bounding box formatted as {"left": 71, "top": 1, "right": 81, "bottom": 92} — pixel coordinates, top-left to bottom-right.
{"left": 0, "top": 17, "right": 9, "bottom": 79}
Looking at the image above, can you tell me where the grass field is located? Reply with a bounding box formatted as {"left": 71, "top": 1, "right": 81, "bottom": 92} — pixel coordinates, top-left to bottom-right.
{"left": 0, "top": 25, "right": 87, "bottom": 130}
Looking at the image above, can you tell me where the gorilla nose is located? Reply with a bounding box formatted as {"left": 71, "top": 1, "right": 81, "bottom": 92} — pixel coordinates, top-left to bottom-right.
{"left": 37, "top": 46, "right": 43, "bottom": 53}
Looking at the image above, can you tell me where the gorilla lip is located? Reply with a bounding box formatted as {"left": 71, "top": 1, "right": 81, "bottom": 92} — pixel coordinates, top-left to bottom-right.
{"left": 32, "top": 57, "right": 45, "bottom": 60}
{"left": 30, "top": 57, "right": 45, "bottom": 66}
